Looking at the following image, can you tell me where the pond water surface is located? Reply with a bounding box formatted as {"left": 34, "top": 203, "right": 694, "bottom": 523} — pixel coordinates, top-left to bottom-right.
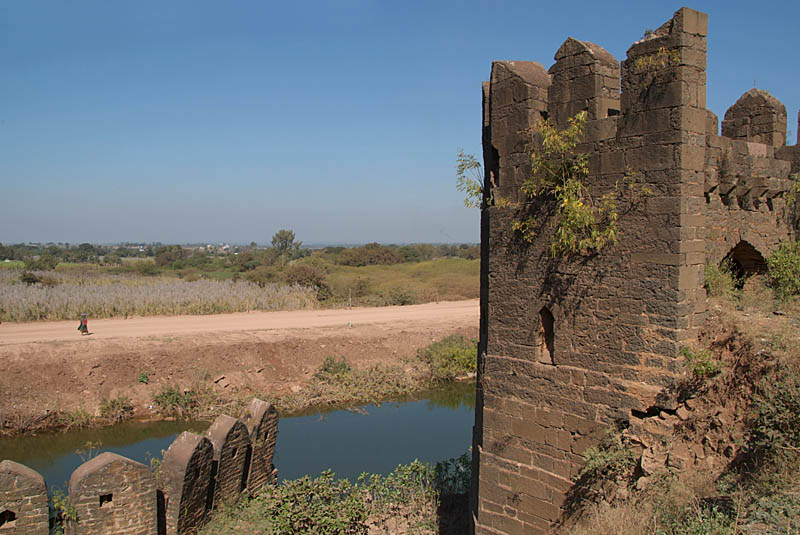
{"left": 0, "top": 381, "right": 475, "bottom": 492}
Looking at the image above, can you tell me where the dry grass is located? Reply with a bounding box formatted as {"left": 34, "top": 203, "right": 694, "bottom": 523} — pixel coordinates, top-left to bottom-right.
{"left": 0, "top": 270, "right": 317, "bottom": 322}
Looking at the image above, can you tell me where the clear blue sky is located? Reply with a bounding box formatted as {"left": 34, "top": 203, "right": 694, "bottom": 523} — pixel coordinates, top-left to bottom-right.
{"left": 1, "top": 1, "right": 798, "bottom": 245}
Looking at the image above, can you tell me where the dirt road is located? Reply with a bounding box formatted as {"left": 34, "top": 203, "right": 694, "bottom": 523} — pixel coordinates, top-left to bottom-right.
{"left": 0, "top": 300, "right": 478, "bottom": 345}
{"left": 0, "top": 300, "right": 479, "bottom": 432}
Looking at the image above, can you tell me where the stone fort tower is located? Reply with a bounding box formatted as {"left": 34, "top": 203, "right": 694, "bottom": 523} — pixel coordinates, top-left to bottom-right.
{"left": 471, "top": 7, "right": 800, "bottom": 534}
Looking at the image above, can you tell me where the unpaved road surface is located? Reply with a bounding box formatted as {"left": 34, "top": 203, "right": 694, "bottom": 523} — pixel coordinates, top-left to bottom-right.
{"left": 0, "top": 300, "right": 478, "bottom": 431}
{"left": 0, "top": 300, "right": 478, "bottom": 345}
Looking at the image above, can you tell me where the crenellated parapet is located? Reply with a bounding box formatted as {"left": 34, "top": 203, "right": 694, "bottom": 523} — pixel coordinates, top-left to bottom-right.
{"left": 0, "top": 398, "right": 279, "bottom": 535}
{"left": 722, "top": 89, "right": 787, "bottom": 147}
{"left": 473, "top": 7, "right": 799, "bottom": 535}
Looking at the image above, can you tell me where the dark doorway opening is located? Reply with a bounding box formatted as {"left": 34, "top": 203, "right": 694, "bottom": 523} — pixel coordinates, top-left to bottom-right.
{"left": 722, "top": 241, "right": 767, "bottom": 287}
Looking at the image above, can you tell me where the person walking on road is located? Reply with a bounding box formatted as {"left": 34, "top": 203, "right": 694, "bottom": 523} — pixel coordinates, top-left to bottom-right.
{"left": 77, "top": 313, "right": 90, "bottom": 335}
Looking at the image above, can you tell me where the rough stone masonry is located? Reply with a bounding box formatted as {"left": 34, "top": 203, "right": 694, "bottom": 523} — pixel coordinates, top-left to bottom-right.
{"left": 470, "top": 7, "right": 800, "bottom": 535}
{"left": 0, "top": 398, "right": 279, "bottom": 535}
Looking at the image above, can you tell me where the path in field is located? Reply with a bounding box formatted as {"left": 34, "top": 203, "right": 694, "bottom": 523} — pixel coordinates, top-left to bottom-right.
{"left": 0, "top": 300, "right": 479, "bottom": 345}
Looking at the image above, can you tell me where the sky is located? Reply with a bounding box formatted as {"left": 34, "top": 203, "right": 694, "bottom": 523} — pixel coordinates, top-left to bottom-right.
{"left": 1, "top": 1, "right": 798, "bottom": 245}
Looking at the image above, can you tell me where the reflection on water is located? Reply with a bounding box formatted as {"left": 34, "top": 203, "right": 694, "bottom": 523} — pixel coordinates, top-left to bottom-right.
{"left": 0, "top": 381, "right": 475, "bottom": 491}
{"left": 0, "top": 420, "right": 208, "bottom": 493}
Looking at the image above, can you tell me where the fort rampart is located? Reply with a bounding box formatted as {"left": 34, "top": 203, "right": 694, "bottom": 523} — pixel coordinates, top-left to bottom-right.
{"left": 471, "top": 7, "right": 800, "bottom": 534}
{"left": 0, "top": 398, "right": 278, "bottom": 535}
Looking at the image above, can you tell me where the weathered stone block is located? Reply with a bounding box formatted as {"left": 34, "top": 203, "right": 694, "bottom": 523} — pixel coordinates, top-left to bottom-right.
{"left": 0, "top": 460, "right": 48, "bottom": 535}
{"left": 243, "top": 398, "right": 279, "bottom": 494}
{"left": 67, "top": 452, "right": 156, "bottom": 535}
{"left": 159, "top": 432, "right": 214, "bottom": 535}
{"left": 205, "top": 415, "right": 251, "bottom": 507}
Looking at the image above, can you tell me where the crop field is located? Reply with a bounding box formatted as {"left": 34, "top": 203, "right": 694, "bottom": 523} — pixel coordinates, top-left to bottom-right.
{"left": 0, "top": 270, "right": 317, "bottom": 322}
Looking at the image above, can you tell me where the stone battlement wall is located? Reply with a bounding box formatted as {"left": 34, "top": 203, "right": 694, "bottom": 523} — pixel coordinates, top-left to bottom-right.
{"left": 0, "top": 398, "right": 278, "bottom": 535}
{"left": 472, "top": 7, "right": 799, "bottom": 535}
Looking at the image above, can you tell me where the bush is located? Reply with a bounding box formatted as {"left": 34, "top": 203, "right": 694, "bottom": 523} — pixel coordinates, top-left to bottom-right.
{"left": 679, "top": 347, "right": 721, "bottom": 380}
{"left": 314, "top": 356, "right": 352, "bottom": 383}
{"left": 258, "top": 471, "right": 369, "bottom": 534}
{"left": 418, "top": 334, "right": 477, "bottom": 382}
{"left": 99, "top": 396, "right": 134, "bottom": 423}
{"left": 767, "top": 240, "right": 800, "bottom": 300}
{"left": 23, "top": 254, "right": 58, "bottom": 271}
{"left": 133, "top": 260, "right": 159, "bottom": 276}
{"left": 285, "top": 264, "right": 331, "bottom": 300}
{"left": 178, "top": 268, "right": 201, "bottom": 282}
{"left": 244, "top": 265, "right": 281, "bottom": 287}
{"left": 704, "top": 261, "right": 738, "bottom": 298}
{"left": 381, "top": 286, "right": 417, "bottom": 306}
{"left": 578, "top": 432, "right": 638, "bottom": 483}
{"left": 153, "top": 386, "right": 197, "bottom": 417}
{"left": 19, "top": 271, "right": 41, "bottom": 285}
{"left": 750, "top": 362, "right": 800, "bottom": 460}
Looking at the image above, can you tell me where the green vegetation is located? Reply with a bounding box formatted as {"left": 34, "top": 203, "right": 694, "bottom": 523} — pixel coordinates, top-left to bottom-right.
{"left": 98, "top": 397, "right": 134, "bottom": 423}
{"left": 50, "top": 489, "right": 78, "bottom": 535}
{"left": 153, "top": 385, "right": 203, "bottom": 418}
{"left": 137, "top": 372, "right": 150, "bottom": 384}
{"left": 270, "top": 336, "right": 477, "bottom": 415}
{"left": 577, "top": 432, "right": 638, "bottom": 484}
{"left": 767, "top": 239, "right": 800, "bottom": 300}
{"left": 418, "top": 335, "right": 477, "bottom": 383}
{"left": 459, "top": 112, "right": 648, "bottom": 256}
{"left": 751, "top": 361, "right": 800, "bottom": 462}
{"left": 201, "top": 454, "right": 471, "bottom": 535}
{"left": 57, "top": 407, "right": 91, "bottom": 430}
{"left": 702, "top": 239, "right": 800, "bottom": 309}
{"left": 703, "top": 260, "right": 738, "bottom": 299}
{"left": 679, "top": 347, "right": 722, "bottom": 380}
{"left": 274, "top": 358, "right": 417, "bottom": 414}
{"left": 455, "top": 150, "right": 485, "bottom": 208}
{"left": 515, "top": 111, "right": 650, "bottom": 255}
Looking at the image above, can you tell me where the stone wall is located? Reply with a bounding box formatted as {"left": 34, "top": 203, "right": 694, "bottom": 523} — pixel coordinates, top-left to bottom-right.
{"left": 0, "top": 398, "right": 279, "bottom": 535}
{"left": 0, "top": 460, "right": 49, "bottom": 534}
{"left": 471, "top": 7, "right": 799, "bottom": 535}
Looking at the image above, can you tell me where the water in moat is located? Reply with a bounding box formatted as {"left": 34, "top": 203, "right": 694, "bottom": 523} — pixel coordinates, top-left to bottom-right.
{"left": 0, "top": 381, "right": 475, "bottom": 493}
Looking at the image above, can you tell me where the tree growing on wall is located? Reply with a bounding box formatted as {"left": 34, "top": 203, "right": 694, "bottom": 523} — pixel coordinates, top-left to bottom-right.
{"left": 456, "top": 150, "right": 485, "bottom": 209}
{"left": 458, "top": 112, "right": 649, "bottom": 256}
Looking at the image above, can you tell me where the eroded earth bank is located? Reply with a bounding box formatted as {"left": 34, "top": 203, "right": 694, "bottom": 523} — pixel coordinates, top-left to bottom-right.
{"left": 0, "top": 300, "right": 478, "bottom": 434}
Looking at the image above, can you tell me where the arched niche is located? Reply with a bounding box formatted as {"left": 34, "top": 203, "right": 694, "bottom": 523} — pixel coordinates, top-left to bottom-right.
{"left": 722, "top": 240, "right": 767, "bottom": 286}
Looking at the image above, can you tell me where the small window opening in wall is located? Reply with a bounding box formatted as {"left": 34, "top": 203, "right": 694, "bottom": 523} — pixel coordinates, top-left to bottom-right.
{"left": 539, "top": 110, "right": 549, "bottom": 121}
{"left": 263, "top": 430, "right": 269, "bottom": 442}
{"left": 704, "top": 192, "right": 711, "bottom": 204}
{"left": 0, "top": 510, "right": 17, "bottom": 528}
{"left": 99, "top": 494, "right": 113, "bottom": 508}
{"left": 766, "top": 197, "right": 774, "bottom": 211}
{"left": 607, "top": 108, "right": 620, "bottom": 117}
{"left": 537, "top": 307, "right": 555, "bottom": 365}
{"left": 231, "top": 447, "right": 238, "bottom": 459}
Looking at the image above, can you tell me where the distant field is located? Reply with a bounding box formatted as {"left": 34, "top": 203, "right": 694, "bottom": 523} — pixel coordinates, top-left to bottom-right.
{"left": 0, "top": 257, "right": 479, "bottom": 322}
{"left": 326, "top": 257, "right": 479, "bottom": 305}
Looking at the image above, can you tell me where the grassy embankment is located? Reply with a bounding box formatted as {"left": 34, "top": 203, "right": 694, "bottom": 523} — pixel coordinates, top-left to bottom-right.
{"left": 148, "top": 334, "right": 478, "bottom": 421}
